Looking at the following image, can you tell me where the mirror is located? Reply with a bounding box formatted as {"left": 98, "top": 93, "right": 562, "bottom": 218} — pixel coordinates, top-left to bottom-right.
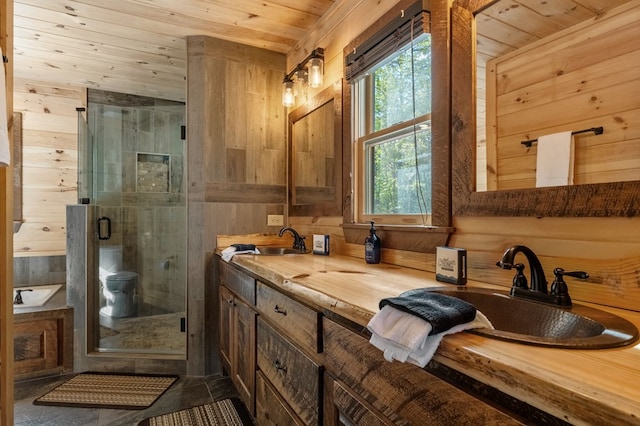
{"left": 288, "top": 81, "right": 343, "bottom": 216}
{"left": 475, "top": 0, "right": 638, "bottom": 191}
{"left": 451, "top": 0, "right": 640, "bottom": 217}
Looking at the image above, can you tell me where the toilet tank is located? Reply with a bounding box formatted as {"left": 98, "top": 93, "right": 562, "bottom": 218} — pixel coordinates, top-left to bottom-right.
{"left": 99, "top": 246, "right": 123, "bottom": 274}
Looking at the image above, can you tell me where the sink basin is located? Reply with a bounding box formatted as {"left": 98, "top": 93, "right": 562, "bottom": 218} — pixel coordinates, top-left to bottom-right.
{"left": 424, "top": 287, "right": 639, "bottom": 349}
{"left": 257, "top": 246, "right": 310, "bottom": 256}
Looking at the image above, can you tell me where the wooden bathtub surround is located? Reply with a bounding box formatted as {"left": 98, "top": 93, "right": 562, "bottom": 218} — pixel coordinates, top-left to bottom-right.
{"left": 218, "top": 251, "right": 640, "bottom": 425}
{"left": 13, "top": 308, "right": 73, "bottom": 381}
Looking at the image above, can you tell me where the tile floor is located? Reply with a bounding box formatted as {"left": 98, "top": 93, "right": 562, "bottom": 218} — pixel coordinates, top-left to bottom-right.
{"left": 14, "top": 373, "right": 247, "bottom": 426}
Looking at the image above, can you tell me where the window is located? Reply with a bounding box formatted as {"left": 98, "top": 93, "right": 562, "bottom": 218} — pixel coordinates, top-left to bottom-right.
{"left": 349, "top": 12, "right": 432, "bottom": 225}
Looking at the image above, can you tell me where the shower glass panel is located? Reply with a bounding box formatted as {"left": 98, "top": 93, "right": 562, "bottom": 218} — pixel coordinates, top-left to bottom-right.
{"left": 83, "top": 90, "right": 186, "bottom": 355}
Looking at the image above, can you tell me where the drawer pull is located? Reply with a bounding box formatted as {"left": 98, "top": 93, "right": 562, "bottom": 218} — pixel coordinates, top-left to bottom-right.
{"left": 274, "top": 305, "right": 287, "bottom": 315}
{"left": 274, "top": 359, "right": 287, "bottom": 372}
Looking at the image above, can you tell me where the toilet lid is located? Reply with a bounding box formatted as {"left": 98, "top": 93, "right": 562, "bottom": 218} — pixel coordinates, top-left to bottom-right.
{"left": 106, "top": 271, "right": 138, "bottom": 282}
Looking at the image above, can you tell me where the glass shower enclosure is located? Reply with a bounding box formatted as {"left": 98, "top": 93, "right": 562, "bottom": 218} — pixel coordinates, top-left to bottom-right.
{"left": 78, "top": 89, "right": 186, "bottom": 356}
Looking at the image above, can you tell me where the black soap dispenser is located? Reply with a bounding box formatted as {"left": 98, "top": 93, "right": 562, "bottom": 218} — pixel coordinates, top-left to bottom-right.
{"left": 364, "top": 221, "right": 381, "bottom": 264}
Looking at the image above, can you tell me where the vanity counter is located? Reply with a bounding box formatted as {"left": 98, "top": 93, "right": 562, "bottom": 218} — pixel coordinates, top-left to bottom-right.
{"left": 227, "top": 252, "right": 640, "bottom": 425}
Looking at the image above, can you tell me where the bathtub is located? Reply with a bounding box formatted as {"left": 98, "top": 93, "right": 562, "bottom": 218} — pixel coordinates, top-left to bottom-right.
{"left": 13, "top": 284, "right": 64, "bottom": 309}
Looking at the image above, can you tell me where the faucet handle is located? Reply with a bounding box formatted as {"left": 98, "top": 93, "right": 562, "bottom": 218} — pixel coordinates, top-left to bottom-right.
{"left": 550, "top": 268, "right": 589, "bottom": 306}
{"left": 512, "top": 263, "right": 528, "bottom": 289}
{"left": 556, "top": 269, "right": 589, "bottom": 280}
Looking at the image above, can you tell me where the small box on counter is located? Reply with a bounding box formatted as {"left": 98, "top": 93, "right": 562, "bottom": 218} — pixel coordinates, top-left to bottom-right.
{"left": 436, "top": 246, "right": 467, "bottom": 285}
{"left": 313, "top": 234, "right": 330, "bottom": 255}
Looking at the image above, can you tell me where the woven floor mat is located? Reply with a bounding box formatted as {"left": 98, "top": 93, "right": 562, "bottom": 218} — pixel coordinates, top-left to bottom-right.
{"left": 33, "top": 372, "right": 178, "bottom": 410}
{"left": 138, "top": 398, "right": 253, "bottom": 426}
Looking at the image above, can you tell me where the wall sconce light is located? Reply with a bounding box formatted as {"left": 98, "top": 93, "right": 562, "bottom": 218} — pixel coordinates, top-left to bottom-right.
{"left": 294, "top": 68, "right": 308, "bottom": 103}
{"left": 282, "top": 77, "right": 295, "bottom": 107}
{"left": 282, "top": 47, "right": 324, "bottom": 106}
{"left": 308, "top": 56, "right": 323, "bottom": 88}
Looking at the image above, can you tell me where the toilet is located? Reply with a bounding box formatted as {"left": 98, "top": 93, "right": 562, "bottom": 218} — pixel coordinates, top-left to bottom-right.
{"left": 99, "top": 246, "right": 139, "bottom": 318}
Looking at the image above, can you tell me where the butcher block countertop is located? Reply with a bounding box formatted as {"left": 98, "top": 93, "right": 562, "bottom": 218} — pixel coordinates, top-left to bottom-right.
{"left": 224, "top": 251, "right": 640, "bottom": 425}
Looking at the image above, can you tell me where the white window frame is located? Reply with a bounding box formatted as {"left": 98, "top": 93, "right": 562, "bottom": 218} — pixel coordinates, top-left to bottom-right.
{"left": 352, "top": 34, "right": 432, "bottom": 226}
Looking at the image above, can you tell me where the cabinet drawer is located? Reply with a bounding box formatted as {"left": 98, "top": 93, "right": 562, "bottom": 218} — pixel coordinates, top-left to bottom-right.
{"left": 323, "top": 318, "right": 522, "bottom": 425}
{"left": 257, "top": 317, "right": 321, "bottom": 426}
{"left": 256, "top": 370, "right": 305, "bottom": 426}
{"left": 219, "top": 259, "right": 255, "bottom": 305}
{"left": 256, "top": 281, "right": 322, "bottom": 356}
{"left": 332, "top": 379, "right": 392, "bottom": 426}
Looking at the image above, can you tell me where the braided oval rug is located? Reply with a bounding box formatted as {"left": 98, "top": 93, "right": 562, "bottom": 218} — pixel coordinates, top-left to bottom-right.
{"left": 33, "top": 372, "right": 178, "bottom": 410}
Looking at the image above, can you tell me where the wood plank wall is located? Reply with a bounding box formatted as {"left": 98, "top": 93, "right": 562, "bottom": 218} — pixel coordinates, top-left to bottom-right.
{"left": 288, "top": 0, "right": 640, "bottom": 313}
{"left": 486, "top": 4, "right": 640, "bottom": 190}
{"left": 12, "top": 79, "right": 82, "bottom": 256}
{"left": 0, "top": 0, "right": 14, "bottom": 422}
{"left": 186, "top": 36, "right": 287, "bottom": 375}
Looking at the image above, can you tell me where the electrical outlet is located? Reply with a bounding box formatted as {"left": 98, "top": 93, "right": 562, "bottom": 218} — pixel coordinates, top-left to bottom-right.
{"left": 267, "top": 214, "right": 284, "bottom": 227}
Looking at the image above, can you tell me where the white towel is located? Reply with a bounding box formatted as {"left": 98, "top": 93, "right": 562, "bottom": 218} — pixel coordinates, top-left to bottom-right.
{"left": 367, "top": 305, "right": 433, "bottom": 353}
{"left": 368, "top": 306, "right": 494, "bottom": 367}
{"left": 535, "top": 131, "right": 574, "bottom": 187}
{"left": 221, "top": 246, "right": 260, "bottom": 262}
{"left": 0, "top": 47, "right": 9, "bottom": 167}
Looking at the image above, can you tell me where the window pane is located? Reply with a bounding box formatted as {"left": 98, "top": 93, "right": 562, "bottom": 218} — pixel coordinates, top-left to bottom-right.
{"left": 372, "top": 34, "right": 432, "bottom": 132}
{"left": 366, "top": 126, "right": 432, "bottom": 215}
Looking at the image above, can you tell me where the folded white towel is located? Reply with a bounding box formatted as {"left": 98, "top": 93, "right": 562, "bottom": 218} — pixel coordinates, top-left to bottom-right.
{"left": 368, "top": 307, "right": 493, "bottom": 367}
{"left": 221, "top": 246, "right": 260, "bottom": 262}
{"left": 535, "top": 131, "right": 574, "bottom": 187}
{"left": 367, "top": 305, "right": 433, "bottom": 352}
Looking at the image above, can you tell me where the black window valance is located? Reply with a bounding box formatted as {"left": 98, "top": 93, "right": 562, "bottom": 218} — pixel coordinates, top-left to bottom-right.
{"left": 345, "top": 3, "right": 430, "bottom": 82}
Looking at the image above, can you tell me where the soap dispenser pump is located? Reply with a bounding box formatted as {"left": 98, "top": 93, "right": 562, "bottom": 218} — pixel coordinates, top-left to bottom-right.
{"left": 364, "top": 221, "right": 381, "bottom": 264}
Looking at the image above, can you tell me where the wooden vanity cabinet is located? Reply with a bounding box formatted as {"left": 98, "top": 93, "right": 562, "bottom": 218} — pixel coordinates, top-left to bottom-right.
{"left": 323, "top": 318, "right": 525, "bottom": 425}
{"left": 219, "top": 261, "right": 257, "bottom": 416}
{"left": 256, "top": 281, "right": 324, "bottom": 426}
{"left": 218, "top": 257, "right": 529, "bottom": 425}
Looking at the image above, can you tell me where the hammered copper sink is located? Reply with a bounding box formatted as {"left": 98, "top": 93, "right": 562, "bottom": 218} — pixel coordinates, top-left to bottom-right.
{"left": 257, "top": 246, "right": 311, "bottom": 256}
{"left": 428, "top": 287, "right": 639, "bottom": 349}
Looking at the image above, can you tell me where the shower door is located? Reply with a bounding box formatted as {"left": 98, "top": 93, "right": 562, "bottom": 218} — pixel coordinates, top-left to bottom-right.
{"left": 82, "top": 90, "right": 186, "bottom": 355}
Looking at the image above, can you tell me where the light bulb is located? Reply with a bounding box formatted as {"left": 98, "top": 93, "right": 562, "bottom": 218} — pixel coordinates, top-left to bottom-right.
{"left": 282, "top": 80, "right": 295, "bottom": 107}
{"left": 294, "top": 69, "right": 308, "bottom": 103}
{"left": 308, "top": 57, "right": 323, "bottom": 88}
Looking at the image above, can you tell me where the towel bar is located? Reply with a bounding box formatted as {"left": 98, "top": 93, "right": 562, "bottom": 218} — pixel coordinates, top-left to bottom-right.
{"left": 521, "top": 126, "right": 604, "bottom": 148}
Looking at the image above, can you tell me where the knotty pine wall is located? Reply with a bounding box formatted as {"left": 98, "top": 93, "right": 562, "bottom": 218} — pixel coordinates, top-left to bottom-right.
{"left": 486, "top": 3, "right": 640, "bottom": 190}
{"left": 287, "top": 0, "right": 640, "bottom": 313}
{"left": 12, "top": 79, "right": 82, "bottom": 257}
{"left": 0, "top": 0, "right": 13, "bottom": 421}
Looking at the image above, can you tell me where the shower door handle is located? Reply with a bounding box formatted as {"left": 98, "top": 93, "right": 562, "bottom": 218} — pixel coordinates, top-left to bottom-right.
{"left": 97, "top": 216, "right": 112, "bottom": 240}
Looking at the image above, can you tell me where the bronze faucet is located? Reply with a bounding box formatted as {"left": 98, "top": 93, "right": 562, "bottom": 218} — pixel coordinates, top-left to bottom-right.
{"left": 14, "top": 288, "right": 33, "bottom": 305}
{"left": 278, "top": 227, "right": 306, "bottom": 252}
{"left": 496, "top": 245, "right": 548, "bottom": 293}
{"left": 496, "top": 245, "right": 588, "bottom": 306}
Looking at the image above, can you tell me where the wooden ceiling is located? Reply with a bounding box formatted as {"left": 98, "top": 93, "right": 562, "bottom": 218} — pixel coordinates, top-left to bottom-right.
{"left": 12, "top": 0, "right": 634, "bottom": 102}
{"left": 475, "top": 0, "right": 634, "bottom": 66}
{"left": 13, "top": 0, "right": 336, "bottom": 101}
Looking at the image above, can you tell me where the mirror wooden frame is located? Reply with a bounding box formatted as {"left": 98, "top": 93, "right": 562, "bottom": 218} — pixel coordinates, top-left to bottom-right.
{"left": 288, "top": 81, "right": 344, "bottom": 217}
{"left": 451, "top": 0, "right": 640, "bottom": 217}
